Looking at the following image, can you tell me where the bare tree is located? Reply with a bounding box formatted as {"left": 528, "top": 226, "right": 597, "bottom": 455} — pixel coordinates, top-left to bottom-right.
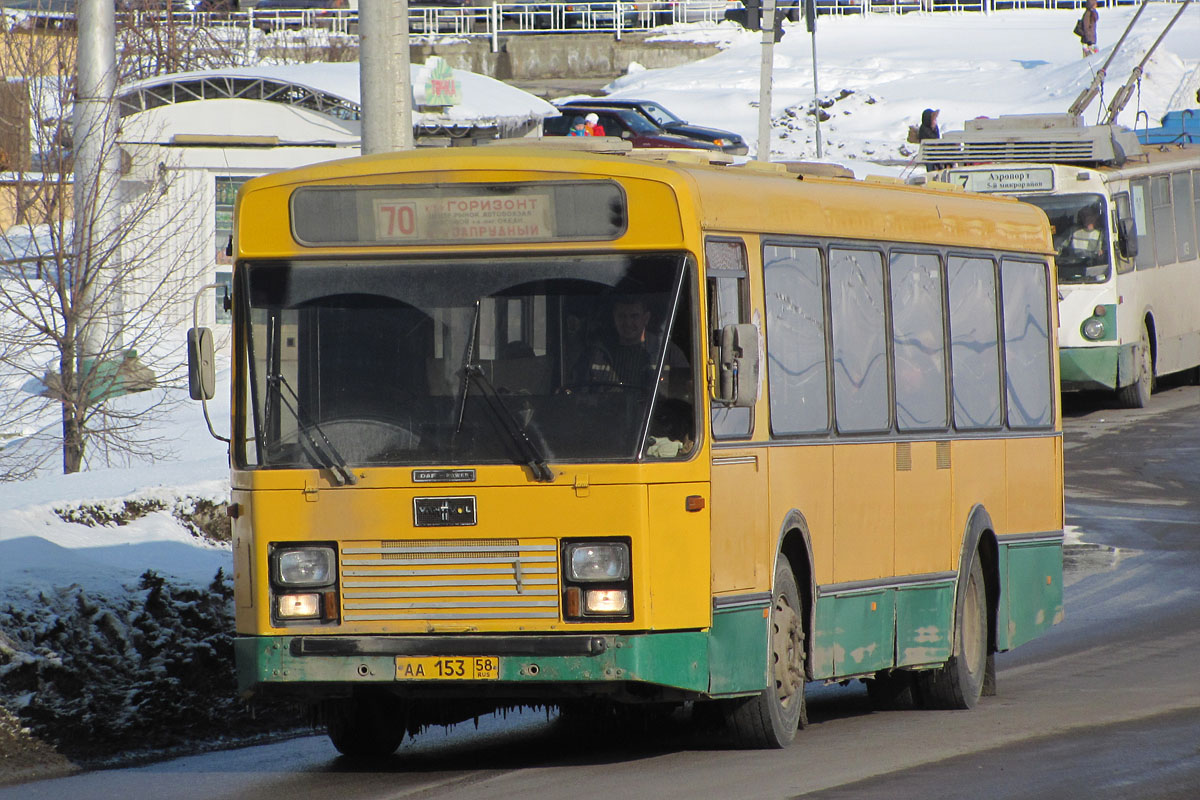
{"left": 0, "top": 18, "right": 211, "bottom": 478}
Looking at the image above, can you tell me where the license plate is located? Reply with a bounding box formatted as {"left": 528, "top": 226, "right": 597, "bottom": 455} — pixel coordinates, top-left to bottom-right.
{"left": 394, "top": 656, "right": 500, "bottom": 681}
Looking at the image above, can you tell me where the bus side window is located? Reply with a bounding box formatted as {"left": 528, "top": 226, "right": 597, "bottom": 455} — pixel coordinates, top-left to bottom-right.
{"left": 1172, "top": 171, "right": 1196, "bottom": 263}
{"left": 1194, "top": 171, "right": 1200, "bottom": 249}
{"left": 764, "top": 244, "right": 829, "bottom": 435}
{"left": 705, "top": 238, "right": 752, "bottom": 438}
{"left": 889, "top": 252, "right": 948, "bottom": 431}
{"left": 829, "top": 247, "right": 889, "bottom": 433}
{"left": 1113, "top": 192, "right": 1136, "bottom": 274}
{"left": 1151, "top": 175, "right": 1176, "bottom": 267}
{"left": 1131, "top": 179, "right": 1155, "bottom": 270}
{"left": 948, "top": 256, "right": 1002, "bottom": 430}
{"left": 1000, "top": 259, "right": 1053, "bottom": 429}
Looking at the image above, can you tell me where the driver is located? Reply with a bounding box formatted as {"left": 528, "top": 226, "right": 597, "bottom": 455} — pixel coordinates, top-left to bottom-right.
{"left": 1068, "top": 206, "right": 1104, "bottom": 260}
{"left": 581, "top": 296, "right": 689, "bottom": 394}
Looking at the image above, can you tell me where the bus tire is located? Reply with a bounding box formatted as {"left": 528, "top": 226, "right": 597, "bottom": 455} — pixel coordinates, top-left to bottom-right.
{"left": 1117, "top": 326, "right": 1153, "bottom": 409}
{"left": 918, "top": 557, "right": 987, "bottom": 710}
{"left": 325, "top": 696, "right": 406, "bottom": 758}
{"left": 725, "top": 560, "right": 807, "bottom": 748}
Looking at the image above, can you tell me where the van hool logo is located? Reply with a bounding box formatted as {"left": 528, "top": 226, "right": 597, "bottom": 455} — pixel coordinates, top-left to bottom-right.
{"left": 413, "top": 496, "right": 477, "bottom": 527}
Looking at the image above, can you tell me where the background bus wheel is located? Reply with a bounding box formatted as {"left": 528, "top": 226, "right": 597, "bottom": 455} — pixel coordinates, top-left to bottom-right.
{"left": 725, "top": 561, "right": 807, "bottom": 748}
{"left": 918, "top": 558, "right": 988, "bottom": 710}
{"left": 1117, "top": 326, "right": 1154, "bottom": 409}
{"left": 866, "top": 669, "right": 918, "bottom": 710}
{"left": 325, "top": 695, "right": 406, "bottom": 758}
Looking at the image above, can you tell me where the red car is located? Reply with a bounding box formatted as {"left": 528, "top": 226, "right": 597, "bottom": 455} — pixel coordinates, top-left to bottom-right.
{"left": 544, "top": 106, "right": 722, "bottom": 150}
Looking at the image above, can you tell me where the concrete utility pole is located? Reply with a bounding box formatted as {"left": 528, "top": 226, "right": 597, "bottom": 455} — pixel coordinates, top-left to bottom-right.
{"left": 755, "top": 0, "right": 776, "bottom": 161}
{"left": 74, "top": 0, "right": 121, "bottom": 355}
{"left": 360, "top": 0, "right": 413, "bottom": 154}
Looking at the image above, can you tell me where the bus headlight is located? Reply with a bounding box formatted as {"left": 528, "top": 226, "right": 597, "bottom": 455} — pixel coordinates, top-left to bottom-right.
{"left": 276, "top": 593, "right": 321, "bottom": 619}
{"left": 274, "top": 546, "right": 336, "bottom": 587}
{"left": 565, "top": 542, "right": 630, "bottom": 581}
{"left": 1081, "top": 317, "right": 1106, "bottom": 340}
{"left": 562, "top": 539, "right": 632, "bottom": 621}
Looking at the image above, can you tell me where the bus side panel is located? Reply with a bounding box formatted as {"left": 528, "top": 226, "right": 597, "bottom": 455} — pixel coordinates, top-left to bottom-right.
{"left": 1001, "top": 540, "right": 1064, "bottom": 651}
{"left": 647, "top": 483, "right": 711, "bottom": 631}
{"left": 766, "top": 445, "right": 834, "bottom": 586}
{"left": 1005, "top": 436, "right": 1063, "bottom": 536}
{"left": 949, "top": 439, "right": 1007, "bottom": 564}
{"left": 894, "top": 441, "right": 953, "bottom": 576}
{"left": 833, "top": 443, "right": 895, "bottom": 583}
{"left": 895, "top": 583, "right": 955, "bottom": 667}
{"left": 710, "top": 452, "right": 769, "bottom": 594}
{"left": 811, "top": 589, "right": 895, "bottom": 679}
{"left": 707, "top": 605, "right": 769, "bottom": 695}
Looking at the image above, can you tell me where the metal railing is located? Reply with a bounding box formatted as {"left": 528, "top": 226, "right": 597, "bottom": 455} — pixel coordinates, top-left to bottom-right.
{"left": 2, "top": 0, "right": 1178, "bottom": 41}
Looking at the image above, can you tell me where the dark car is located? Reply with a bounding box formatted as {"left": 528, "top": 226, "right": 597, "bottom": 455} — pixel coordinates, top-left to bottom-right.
{"left": 557, "top": 98, "right": 748, "bottom": 155}
{"left": 544, "top": 107, "right": 723, "bottom": 151}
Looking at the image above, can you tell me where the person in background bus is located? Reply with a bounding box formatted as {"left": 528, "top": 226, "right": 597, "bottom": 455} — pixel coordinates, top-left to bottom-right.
{"left": 584, "top": 113, "right": 606, "bottom": 136}
{"left": 1068, "top": 205, "right": 1104, "bottom": 261}
{"left": 568, "top": 117, "right": 587, "bottom": 136}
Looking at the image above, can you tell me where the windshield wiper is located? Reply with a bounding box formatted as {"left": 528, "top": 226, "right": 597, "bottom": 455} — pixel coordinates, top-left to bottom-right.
{"left": 267, "top": 373, "right": 358, "bottom": 486}
{"left": 462, "top": 364, "right": 555, "bottom": 483}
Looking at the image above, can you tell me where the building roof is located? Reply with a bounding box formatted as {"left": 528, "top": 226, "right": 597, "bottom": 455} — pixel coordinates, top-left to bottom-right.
{"left": 117, "top": 62, "right": 559, "bottom": 145}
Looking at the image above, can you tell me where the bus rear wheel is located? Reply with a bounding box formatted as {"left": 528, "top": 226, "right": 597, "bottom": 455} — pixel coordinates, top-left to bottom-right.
{"left": 1117, "top": 326, "right": 1154, "bottom": 409}
{"left": 725, "top": 560, "right": 807, "bottom": 748}
{"left": 325, "top": 695, "right": 407, "bottom": 758}
{"left": 918, "top": 557, "right": 988, "bottom": 710}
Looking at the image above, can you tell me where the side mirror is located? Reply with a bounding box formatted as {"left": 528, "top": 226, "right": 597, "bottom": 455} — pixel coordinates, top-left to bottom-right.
{"left": 187, "top": 327, "right": 215, "bottom": 401}
{"left": 1117, "top": 217, "right": 1138, "bottom": 258}
{"left": 718, "top": 323, "right": 759, "bottom": 408}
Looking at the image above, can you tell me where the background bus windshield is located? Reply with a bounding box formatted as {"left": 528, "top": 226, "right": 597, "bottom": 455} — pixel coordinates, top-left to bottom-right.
{"left": 1020, "top": 193, "right": 1109, "bottom": 284}
{"left": 239, "top": 255, "right": 695, "bottom": 469}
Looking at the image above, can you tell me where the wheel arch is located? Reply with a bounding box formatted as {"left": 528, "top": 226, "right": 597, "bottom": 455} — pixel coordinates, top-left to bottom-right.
{"left": 959, "top": 504, "right": 999, "bottom": 657}
{"left": 774, "top": 509, "right": 816, "bottom": 679}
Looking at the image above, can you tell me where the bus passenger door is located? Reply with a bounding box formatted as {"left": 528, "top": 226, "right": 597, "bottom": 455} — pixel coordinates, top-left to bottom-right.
{"left": 706, "top": 238, "right": 765, "bottom": 594}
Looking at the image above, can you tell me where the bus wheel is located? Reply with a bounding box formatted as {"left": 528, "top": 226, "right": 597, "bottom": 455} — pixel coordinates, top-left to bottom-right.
{"left": 325, "top": 695, "right": 406, "bottom": 758}
{"left": 726, "top": 561, "right": 807, "bottom": 748}
{"left": 1117, "top": 326, "right": 1154, "bottom": 409}
{"left": 918, "top": 557, "right": 987, "bottom": 710}
{"left": 866, "top": 669, "right": 918, "bottom": 710}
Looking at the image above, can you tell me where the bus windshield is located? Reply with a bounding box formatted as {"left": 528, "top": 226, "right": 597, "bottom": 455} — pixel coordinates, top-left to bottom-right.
{"left": 1018, "top": 193, "right": 1109, "bottom": 284}
{"left": 239, "top": 254, "right": 696, "bottom": 470}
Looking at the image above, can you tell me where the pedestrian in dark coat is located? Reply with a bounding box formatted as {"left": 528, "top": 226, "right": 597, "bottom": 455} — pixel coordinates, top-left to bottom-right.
{"left": 1079, "top": 0, "right": 1099, "bottom": 57}
{"left": 917, "top": 108, "right": 944, "bottom": 172}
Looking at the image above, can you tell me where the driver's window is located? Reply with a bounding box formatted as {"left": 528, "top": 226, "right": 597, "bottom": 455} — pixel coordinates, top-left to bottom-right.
{"left": 706, "top": 238, "right": 752, "bottom": 438}
{"left": 1114, "top": 192, "right": 1135, "bottom": 275}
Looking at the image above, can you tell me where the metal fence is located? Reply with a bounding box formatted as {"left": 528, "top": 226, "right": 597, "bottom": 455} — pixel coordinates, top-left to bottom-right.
{"left": 6, "top": 0, "right": 1173, "bottom": 41}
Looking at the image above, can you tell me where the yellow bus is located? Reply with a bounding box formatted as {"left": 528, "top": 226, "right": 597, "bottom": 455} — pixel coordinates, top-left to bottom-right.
{"left": 188, "top": 143, "right": 1064, "bottom": 754}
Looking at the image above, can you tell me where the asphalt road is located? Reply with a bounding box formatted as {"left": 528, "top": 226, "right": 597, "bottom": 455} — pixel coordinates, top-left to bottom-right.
{"left": 5, "top": 382, "right": 1199, "bottom": 800}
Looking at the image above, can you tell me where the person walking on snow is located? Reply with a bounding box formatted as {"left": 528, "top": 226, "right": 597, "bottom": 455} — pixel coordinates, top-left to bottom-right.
{"left": 1078, "top": 0, "right": 1099, "bottom": 57}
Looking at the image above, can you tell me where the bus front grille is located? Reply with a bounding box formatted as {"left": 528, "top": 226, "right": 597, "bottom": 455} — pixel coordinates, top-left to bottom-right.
{"left": 339, "top": 538, "right": 561, "bottom": 623}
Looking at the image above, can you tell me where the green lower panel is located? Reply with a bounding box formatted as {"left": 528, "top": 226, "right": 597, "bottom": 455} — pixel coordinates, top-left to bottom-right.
{"left": 895, "top": 583, "right": 954, "bottom": 667}
{"left": 1002, "top": 540, "right": 1064, "bottom": 651}
{"left": 812, "top": 589, "right": 895, "bottom": 679}
{"left": 1060, "top": 344, "right": 1134, "bottom": 391}
{"left": 236, "top": 631, "right": 711, "bottom": 698}
{"left": 707, "top": 604, "right": 769, "bottom": 695}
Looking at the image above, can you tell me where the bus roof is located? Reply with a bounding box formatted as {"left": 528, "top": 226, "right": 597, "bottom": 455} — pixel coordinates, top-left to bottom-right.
{"left": 238, "top": 145, "right": 1055, "bottom": 257}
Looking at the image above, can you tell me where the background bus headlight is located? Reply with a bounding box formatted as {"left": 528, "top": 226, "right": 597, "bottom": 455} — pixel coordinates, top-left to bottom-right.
{"left": 1081, "top": 317, "right": 1106, "bottom": 340}
{"left": 274, "top": 546, "right": 335, "bottom": 587}
{"left": 565, "top": 542, "right": 630, "bottom": 581}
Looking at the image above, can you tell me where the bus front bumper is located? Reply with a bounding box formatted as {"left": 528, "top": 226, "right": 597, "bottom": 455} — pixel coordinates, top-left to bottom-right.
{"left": 1059, "top": 343, "right": 1136, "bottom": 392}
{"left": 235, "top": 632, "right": 713, "bottom": 699}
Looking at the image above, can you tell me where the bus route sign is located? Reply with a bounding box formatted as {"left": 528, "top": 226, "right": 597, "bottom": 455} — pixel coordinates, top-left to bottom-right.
{"left": 373, "top": 194, "right": 555, "bottom": 242}
{"left": 949, "top": 168, "right": 1055, "bottom": 193}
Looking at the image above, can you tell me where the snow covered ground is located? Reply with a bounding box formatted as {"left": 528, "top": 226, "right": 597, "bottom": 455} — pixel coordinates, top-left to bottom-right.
{"left": 0, "top": 4, "right": 1197, "bottom": 769}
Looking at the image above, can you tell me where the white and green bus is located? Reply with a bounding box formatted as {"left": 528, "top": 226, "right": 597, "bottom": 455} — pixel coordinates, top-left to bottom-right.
{"left": 923, "top": 113, "right": 1200, "bottom": 407}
